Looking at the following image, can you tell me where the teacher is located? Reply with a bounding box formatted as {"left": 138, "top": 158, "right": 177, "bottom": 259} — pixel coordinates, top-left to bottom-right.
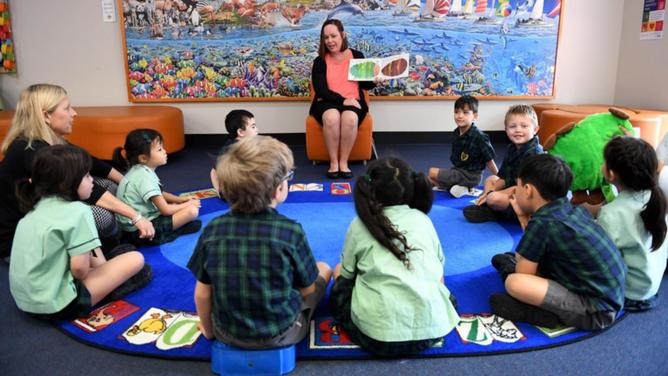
{"left": 0, "top": 84, "right": 155, "bottom": 259}
{"left": 309, "top": 19, "right": 376, "bottom": 179}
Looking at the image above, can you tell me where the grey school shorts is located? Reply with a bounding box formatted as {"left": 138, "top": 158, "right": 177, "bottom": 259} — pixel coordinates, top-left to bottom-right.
{"left": 540, "top": 279, "right": 617, "bottom": 330}
{"left": 436, "top": 167, "right": 482, "bottom": 190}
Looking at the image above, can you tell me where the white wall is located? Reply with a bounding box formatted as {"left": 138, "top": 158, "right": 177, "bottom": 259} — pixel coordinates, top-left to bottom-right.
{"left": 614, "top": 0, "right": 668, "bottom": 111}
{"left": 0, "top": 0, "right": 625, "bottom": 134}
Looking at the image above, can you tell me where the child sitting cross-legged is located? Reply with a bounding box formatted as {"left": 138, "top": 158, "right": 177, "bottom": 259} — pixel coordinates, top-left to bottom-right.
{"left": 189, "top": 136, "right": 332, "bottom": 348}
{"left": 489, "top": 154, "right": 626, "bottom": 330}
{"left": 9, "top": 145, "right": 148, "bottom": 320}
{"left": 598, "top": 137, "right": 667, "bottom": 311}
{"left": 464, "top": 104, "right": 543, "bottom": 223}
{"left": 113, "top": 129, "right": 201, "bottom": 245}
{"left": 330, "top": 158, "right": 460, "bottom": 356}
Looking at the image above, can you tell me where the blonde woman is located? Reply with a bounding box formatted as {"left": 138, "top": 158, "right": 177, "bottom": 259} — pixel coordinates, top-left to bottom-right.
{"left": 0, "top": 84, "right": 154, "bottom": 259}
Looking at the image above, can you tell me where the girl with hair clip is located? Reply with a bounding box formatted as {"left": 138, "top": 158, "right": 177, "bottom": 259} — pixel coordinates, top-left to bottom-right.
{"left": 0, "top": 84, "right": 154, "bottom": 260}
{"left": 329, "top": 158, "right": 459, "bottom": 356}
{"left": 113, "top": 129, "right": 201, "bottom": 245}
{"left": 9, "top": 145, "right": 148, "bottom": 320}
{"left": 598, "top": 136, "right": 668, "bottom": 311}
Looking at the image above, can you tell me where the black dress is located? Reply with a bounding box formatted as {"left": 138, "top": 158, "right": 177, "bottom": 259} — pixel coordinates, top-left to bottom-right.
{"left": 309, "top": 48, "right": 376, "bottom": 126}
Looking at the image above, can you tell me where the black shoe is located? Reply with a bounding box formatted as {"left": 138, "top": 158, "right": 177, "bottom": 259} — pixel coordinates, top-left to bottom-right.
{"left": 463, "top": 204, "right": 498, "bottom": 223}
{"left": 489, "top": 293, "right": 561, "bottom": 328}
{"left": 326, "top": 170, "right": 340, "bottom": 179}
{"left": 108, "top": 264, "right": 153, "bottom": 301}
{"left": 177, "top": 219, "right": 202, "bottom": 235}
{"left": 491, "top": 253, "right": 517, "bottom": 281}
{"left": 340, "top": 170, "right": 353, "bottom": 179}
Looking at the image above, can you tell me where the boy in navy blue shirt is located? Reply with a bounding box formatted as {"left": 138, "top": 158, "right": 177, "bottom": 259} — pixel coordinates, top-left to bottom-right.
{"left": 428, "top": 95, "right": 497, "bottom": 198}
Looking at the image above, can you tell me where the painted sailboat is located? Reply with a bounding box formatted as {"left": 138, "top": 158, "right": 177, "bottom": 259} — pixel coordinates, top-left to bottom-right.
{"left": 447, "top": 0, "right": 464, "bottom": 17}
{"left": 462, "top": 0, "right": 475, "bottom": 18}
{"left": 475, "top": 0, "right": 511, "bottom": 25}
{"left": 417, "top": 0, "right": 450, "bottom": 21}
{"left": 516, "top": 0, "right": 551, "bottom": 27}
{"left": 393, "top": 0, "right": 421, "bottom": 16}
{"left": 546, "top": 0, "right": 560, "bottom": 18}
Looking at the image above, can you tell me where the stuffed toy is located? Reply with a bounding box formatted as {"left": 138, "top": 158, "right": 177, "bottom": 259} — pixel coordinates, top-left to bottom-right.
{"left": 544, "top": 108, "right": 634, "bottom": 205}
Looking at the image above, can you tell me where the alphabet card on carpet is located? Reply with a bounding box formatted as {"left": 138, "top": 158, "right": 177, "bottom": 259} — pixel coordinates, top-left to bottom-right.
{"left": 72, "top": 300, "right": 139, "bottom": 333}
{"left": 456, "top": 314, "right": 525, "bottom": 346}
{"left": 123, "top": 307, "right": 202, "bottom": 350}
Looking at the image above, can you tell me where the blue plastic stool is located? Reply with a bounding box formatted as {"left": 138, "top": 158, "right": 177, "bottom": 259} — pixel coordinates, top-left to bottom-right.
{"left": 211, "top": 341, "right": 296, "bottom": 375}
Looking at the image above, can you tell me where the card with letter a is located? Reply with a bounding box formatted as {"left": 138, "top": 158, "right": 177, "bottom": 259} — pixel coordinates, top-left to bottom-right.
{"left": 331, "top": 182, "right": 352, "bottom": 195}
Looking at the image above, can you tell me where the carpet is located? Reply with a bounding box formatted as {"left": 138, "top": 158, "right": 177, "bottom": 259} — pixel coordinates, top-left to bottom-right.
{"left": 57, "top": 184, "right": 614, "bottom": 360}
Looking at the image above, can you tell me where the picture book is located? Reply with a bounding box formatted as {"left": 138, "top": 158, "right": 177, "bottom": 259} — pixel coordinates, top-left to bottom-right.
{"left": 348, "top": 53, "right": 410, "bottom": 81}
{"left": 179, "top": 188, "right": 218, "bottom": 199}
{"left": 535, "top": 324, "right": 577, "bottom": 338}
{"left": 72, "top": 300, "right": 139, "bottom": 333}
{"left": 331, "top": 182, "right": 352, "bottom": 195}
{"left": 122, "top": 307, "right": 202, "bottom": 350}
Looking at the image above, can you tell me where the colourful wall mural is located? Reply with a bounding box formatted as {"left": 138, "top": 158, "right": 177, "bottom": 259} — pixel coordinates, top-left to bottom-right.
{"left": 119, "top": 0, "right": 563, "bottom": 101}
{"left": 0, "top": 1, "right": 16, "bottom": 73}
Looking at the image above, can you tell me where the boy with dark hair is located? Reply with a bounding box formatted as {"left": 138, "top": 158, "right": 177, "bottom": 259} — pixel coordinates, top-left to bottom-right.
{"left": 489, "top": 154, "right": 626, "bottom": 330}
{"left": 190, "top": 136, "right": 332, "bottom": 348}
{"left": 428, "top": 95, "right": 498, "bottom": 198}
{"left": 210, "top": 109, "right": 258, "bottom": 193}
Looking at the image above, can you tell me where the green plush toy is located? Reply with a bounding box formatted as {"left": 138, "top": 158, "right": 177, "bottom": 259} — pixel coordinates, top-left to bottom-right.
{"left": 545, "top": 108, "right": 634, "bottom": 205}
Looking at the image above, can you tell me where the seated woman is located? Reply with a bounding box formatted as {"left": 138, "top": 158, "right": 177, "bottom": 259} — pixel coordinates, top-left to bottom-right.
{"left": 0, "top": 84, "right": 155, "bottom": 259}
{"left": 309, "top": 19, "right": 376, "bottom": 179}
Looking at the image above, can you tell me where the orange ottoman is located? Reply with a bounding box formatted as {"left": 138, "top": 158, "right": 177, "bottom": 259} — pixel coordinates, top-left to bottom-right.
{"left": 0, "top": 106, "right": 184, "bottom": 161}
{"left": 533, "top": 104, "right": 666, "bottom": 148}
{"left": 305, "top": 113, "right": 373, "bottom": 163}
{"left": 67, "top": 106, "right": 185, "bottom": 160}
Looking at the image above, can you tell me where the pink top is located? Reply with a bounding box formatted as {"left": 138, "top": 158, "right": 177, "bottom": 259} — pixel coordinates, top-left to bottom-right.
{"left": 324, "top": 50, "right": 360, "bottom": 100}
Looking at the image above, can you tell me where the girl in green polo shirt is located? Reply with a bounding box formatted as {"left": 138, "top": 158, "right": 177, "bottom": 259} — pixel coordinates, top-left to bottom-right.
{"left": 9, "top": 145, "right": 146, "bottom": 320}
{"left": 329, "top": 158, "right": 460, "bottom": 356}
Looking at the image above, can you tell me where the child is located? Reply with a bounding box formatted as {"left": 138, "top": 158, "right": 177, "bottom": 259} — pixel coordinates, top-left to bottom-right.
{"left": 489, "top": 154, "right": 626, "bottom": 330}
{"left": 113, "top": 129, "right": 201, "bottom": 245}
{"left": 428, "top": 95, "right": 497, "bottom": 198}
{"left": 464, "top": 104, "right": 543, "bottom": 222}
{"left": 9, "top": 145, "right": 146, "bottom": 320}
{"left": 210, "top": 109, "right": 258, "bottom": 193}
{"left": 330, "top": 157, "right": 460, "bottom": 356}
{"left": 598, "top": 137, "right": 667, "bottom": 311}
{"left": 189, "top": 136, "right": 332, "bottom": 348}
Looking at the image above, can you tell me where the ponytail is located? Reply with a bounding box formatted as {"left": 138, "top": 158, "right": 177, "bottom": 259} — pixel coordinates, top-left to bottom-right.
{"left": 604, "top": 137, "right": 667, "bottom": 251}
{"left": 641, "top": 186, "right": 667, "bottom": 251}
{"left": 112, "top": 146, "right": 129, "bottom": 173}
{"left": 15, "top": 178, "right": 39, "bottom": 213}
{"left": 409, "top": 171, "right": 433, "bottom": 214}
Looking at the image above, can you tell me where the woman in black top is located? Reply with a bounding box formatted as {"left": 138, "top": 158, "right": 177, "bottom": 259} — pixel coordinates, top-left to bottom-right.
{"left": 309, "top": 19, "right": 376, "bottom": 179}
{"left": 0, "top": 84, "right": 155, "bottom": 258}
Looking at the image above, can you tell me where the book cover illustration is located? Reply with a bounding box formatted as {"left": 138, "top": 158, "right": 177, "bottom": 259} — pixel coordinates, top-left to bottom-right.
{"left": 289, "top": 183, "right": 324, "bottom": 192}
{"left": 179, "top": 188, "right": 218, "bottom": 200}
{"left": 122, "top": 307, "right": 202, "bottom": 350}
{"left": 348, "top": 53, "right": 409, "bottom": 81}
{"left": 72, "top": 300, "right": 139, "bottom": 333}
{"left": 331, "top": 182, "right": 352, "bottom": 195}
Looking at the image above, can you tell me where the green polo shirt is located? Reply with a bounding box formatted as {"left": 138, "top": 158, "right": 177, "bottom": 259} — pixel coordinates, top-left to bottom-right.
{"left": 340, "top": 205, "right": 460, "bottom": 342}
{"left": 598, "top": 190, "right": 668, "bottom": 301}
{"left": 116, "top": 164, "right": 162, "bottom": 231}
{"left": 9, "top": 197, "right": 100, "bottom": 314}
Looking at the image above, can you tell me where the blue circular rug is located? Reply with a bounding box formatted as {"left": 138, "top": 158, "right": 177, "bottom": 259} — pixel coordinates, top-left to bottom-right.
{"left": 57, "top": 187, "right": 612, "bottom": 360}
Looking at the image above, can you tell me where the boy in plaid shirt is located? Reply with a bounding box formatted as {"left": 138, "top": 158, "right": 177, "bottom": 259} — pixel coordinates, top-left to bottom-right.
{"left": 428, "top": 95, "right": 498, "bottom": 198}
{"left": 489, "top": 154, "right": 625, "bottom": 330}
{"left": 464, "top": 104, "right": 543, "bottom": 222}
{"left": 189, "top": 136, "right": 332, "bottom": 348}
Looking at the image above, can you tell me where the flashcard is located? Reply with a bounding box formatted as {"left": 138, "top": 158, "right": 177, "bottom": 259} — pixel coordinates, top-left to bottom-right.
{"left": 122, "top": 307, "right": 180, "bottom": 345}
{"left": 72, "top": 300, "right": 139, "bottom": 333}
{"left": 455, "top": 315, "right": 494, "bottom": 346}
{"left": 155, "top": 312, "right": 202, "bottom": 350}
{"left": 479, "top": 314, "right": 525, "bottom": 343}
{"left": 290, "top": 183, "right": 324, "bottom": 192}
{"left": 331, "top": 182, "right": 352, "bottom": 195}
{"left": 179, "top": 188, "right": 218, "bottom": 199}
{"left": 289, "top": 184, "right": 306, "bottom": 192}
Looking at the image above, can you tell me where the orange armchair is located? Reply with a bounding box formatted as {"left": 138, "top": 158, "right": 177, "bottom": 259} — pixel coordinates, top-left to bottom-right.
{"left": 305, "top": 89, "right": 376, "bottom": 164}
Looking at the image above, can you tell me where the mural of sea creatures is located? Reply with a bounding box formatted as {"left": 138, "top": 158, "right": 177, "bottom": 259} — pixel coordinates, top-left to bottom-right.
{"left": 277, "top": 42, "right": 296, "bottom": 56}
{"left": 437, "top": 43, "right": 450, "bottom": 51}
{"left": 412, "top": 38, "right": 435, "bottom": 46}
{"left": 439, "top": 31, "right": 453, "bottom": 40}
{"left": 281, "top": 5, "right": 306, "bottom": 27}
{"left": 327, "top": 0, "right": 365, "bottom": 20}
